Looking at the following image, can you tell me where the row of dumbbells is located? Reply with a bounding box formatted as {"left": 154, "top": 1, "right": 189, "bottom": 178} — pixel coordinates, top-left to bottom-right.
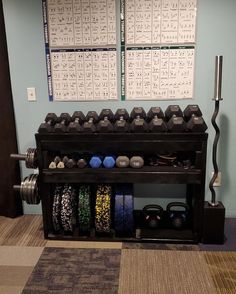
{"left": 38, "top": 105, "right": 207, "bottom": 134}
{"left": 49, "top": 155, "right": 144, "bottom": 169}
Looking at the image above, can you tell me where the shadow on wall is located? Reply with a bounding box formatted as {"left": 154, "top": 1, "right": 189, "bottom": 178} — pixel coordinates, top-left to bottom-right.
{"left": 219, "top": 113, "right": 230, "bottom": 201}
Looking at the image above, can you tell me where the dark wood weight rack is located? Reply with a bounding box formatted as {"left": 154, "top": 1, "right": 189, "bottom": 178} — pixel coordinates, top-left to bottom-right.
{"left": 35, "top": 132, "right": 208, "bottom": 243}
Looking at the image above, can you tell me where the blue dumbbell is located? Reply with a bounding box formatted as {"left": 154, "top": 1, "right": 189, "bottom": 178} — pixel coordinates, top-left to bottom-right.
{"left": 103, "top": 156, "right": 116, "bottom": 168}
{"left": 89, "top": 156, "right": 103, "bottom": 168}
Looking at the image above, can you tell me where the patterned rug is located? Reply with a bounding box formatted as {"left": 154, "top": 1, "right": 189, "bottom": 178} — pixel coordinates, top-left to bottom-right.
{"left": 22, "top": 248, "right": 121, "bottom": 294}
{"left": 22, "top": 246, "right": 218, "bottom": 294}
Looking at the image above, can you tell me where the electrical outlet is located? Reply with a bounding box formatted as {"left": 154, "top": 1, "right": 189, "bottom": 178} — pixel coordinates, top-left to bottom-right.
{"left": 27, "top": 87, "right": 36, "bottom": 101}
{"left": 212, "top": 171, "right": 221, "bottom": 187}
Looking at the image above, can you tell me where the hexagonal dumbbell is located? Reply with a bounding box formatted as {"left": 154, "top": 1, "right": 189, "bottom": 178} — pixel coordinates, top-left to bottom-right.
{"left": 68, "top": 111, "right": 86, "bottom": 133}
{"left": 165, "top": 105, "right": 186, "bottom": 132}
{"left": 89, "top": 155, "right": 103, "bottom": 168}
{"left": 183, "top": 105, "right": 208, "bottom": 133}
{"left": 130, "top": 107, "right": 148, "bottom": 132}
{"left": 147, "top": 107, "right": 167, "bottom": 133}
{"left": 97, "top": 109, "right": 114, "bottom": 132}
{"left": 38, "top": 113, "right": 58, "bottom": 133}
{"left": 83, "top": 111, "right": 99, "bottom": 133}
{"left": 114, "top": 108, "right": 130, "bottom": 132}
{"left": 54, "top": 113, "right": 71, "bottom": 133}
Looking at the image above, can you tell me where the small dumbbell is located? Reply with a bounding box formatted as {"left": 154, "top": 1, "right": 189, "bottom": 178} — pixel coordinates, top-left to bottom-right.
{"left": 183, "top": 105, "right": 208, "bottom": 133}
{"left": 77, "top": 158, "right": 87, "bottom": 168}
{"left": 54, "top": 113, "right": 71, "bottom": 133}
{"left": 114, "top": 109, "right": 130, "bottom": 132}
{"left": 165, "top": 105, "right": 186, "bottom": 132}
{"left": 83, "top": 111, "right": 99, "bottom": 132}
{"left": 116, "top": 156, "right": 130, "bottom": 168}
{"left": 49, "top": 156, "right": 61, "bottom": 169}
{"left": 103, "top": 156, "right": 116, "bottom": 168}
{"left": 97, "top": 109, "right": 114, "bottom": 133}
{"left": 89, "top": 156, "right": 103, "bottom": 168}
{"left": 10, "top": 148, "right": 37, "bottom": 169}
{"left": 38, "top": 113, "right": 58, "bottom": 133}
{"left": 65, "top": 158, "right": 76, "bottom": 168}
{"left": 130, "top": 156, "right": 144, "bottom": 168}
{"left": 130, "top": 107, "right": 148, "bottom": 132}
{"left": 147, "top": 107, "right": 167, "bottom": 132}
{"left": 68, "top": 111, "right": 86, "bottom": 133}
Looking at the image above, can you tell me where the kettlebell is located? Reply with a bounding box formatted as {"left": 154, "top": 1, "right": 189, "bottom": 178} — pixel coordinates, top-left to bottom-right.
{"left": 166, "top": 202, "right": 189, "bottom": 230}
{"left": 142, "top": 204, "right": 163, "bottom": 229}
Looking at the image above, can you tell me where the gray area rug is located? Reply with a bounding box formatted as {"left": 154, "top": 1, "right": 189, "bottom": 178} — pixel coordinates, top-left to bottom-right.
{"left": 22, "top": 247, "right": 121, "bottom": 294}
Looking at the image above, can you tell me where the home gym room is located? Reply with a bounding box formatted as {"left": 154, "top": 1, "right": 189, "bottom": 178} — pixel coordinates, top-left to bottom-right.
{"left": 0, "top": 0, "right": 236, "bottom": 293}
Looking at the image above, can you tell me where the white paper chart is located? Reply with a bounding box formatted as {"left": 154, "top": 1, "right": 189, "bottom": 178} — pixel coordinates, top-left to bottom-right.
{"left": 43, "top": 0, "right": 117, "bottom": 101}
{"left": 47, "top": 0, "right": 116, "bottom": 46}
{"left": 125, "top": 0, "right": 197, "bottom": 45}
{"left": 125, "top": 46, "right": 195, "bottom": 100}
{"left": 50, "top": 48, "right": 117, "bottom": 100}
{"left": 121, "top": 0, "right": 197, "bottom": 100}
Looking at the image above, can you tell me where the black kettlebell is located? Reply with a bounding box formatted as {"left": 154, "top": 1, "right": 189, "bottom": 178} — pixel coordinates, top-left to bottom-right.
{"left": 142, "top": 204, "right": 163, "bottom": 229}
{"left": 167, "top": 202, "right": 189, "bottom": 230}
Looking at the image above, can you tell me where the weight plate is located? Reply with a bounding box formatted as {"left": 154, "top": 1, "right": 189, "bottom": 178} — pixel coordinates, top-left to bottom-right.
{"left": 20, "top": 176, "right": 27, "bottom": 201}
{"left": 26, "top": 174, "right": 34, "bottom": 204}
{"left": 32, "top": 175, "right": 40, "bottom": 204}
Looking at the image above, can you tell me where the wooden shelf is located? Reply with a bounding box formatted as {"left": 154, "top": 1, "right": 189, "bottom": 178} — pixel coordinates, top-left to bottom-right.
{"left": 42, "top": 167, "right": 202, "bottom": 184}
{"left": 35, "top": 131, "right": 208, "bottom": 243}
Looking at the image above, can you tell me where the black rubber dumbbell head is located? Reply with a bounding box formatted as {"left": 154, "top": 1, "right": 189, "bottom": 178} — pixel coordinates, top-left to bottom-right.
{"left": 68, "top": 111, "right": 86, "bottom": 133}
{"left": 165, "top": 105, "right": 185, "bottom": 132}
{"left": 130, "top": 107, "right": 148, "bottom": 132}
{"left": 99, "top": 109, "right": 114, "bottom": 121}
{"left": 147, "top": 107, "right": 167, "bottom": 132}
{"left": 54, "top": 113, "right": 71, "bottom": 133}
{"left": 183, "top": 105, "right": 202, "bottom": 120}
{"left": 38, "top": 113, "right": 58, "bottom": 133}
{"left": 130, "top": 107, "right": 146, "bottom": 120}
{"left": 183, "top": 105, "right": 207, "bottom": 132}
{"left": 147, "top": 107, "right": 164, "bottom": 121}
{"left": 165, "top": 105, "right": 183, "bottom": 120}
{"left": 97, "top": 109, "right": 114, "bottom": 132}
{"left": 83, "top": 111, "right": 99, "bottom": 132}
{"left": 114, "top": 109, "right": 130, "bottom": 132}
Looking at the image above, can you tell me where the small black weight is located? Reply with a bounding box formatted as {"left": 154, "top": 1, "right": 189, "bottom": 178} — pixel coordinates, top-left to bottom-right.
{"left": 142, "top": 204, "right": 163, "bottom": 228}
{"left": 167, "top": 202, "right": 189, "bottom": 229}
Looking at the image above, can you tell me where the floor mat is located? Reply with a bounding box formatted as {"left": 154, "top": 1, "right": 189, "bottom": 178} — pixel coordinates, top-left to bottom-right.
{"left": 204, "top": 251, "right": 236, "bottom": 294}
{"left": 22, "top": 247, "right": 121, "bottom": 294}
{"left": 118, "top": 249, "right": 217, "bottom": 294}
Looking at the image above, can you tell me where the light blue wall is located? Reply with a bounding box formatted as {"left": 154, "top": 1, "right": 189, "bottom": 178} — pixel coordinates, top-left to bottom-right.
{"left": 2, "top": 0, "right": 236, "bottom": 216}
